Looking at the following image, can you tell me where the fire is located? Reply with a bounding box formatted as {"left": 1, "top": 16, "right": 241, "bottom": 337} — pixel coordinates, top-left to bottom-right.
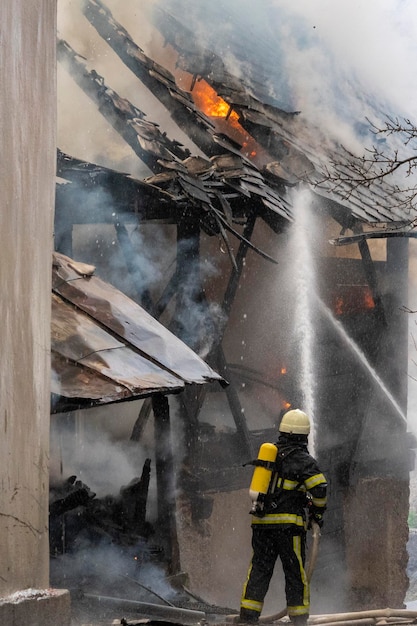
{"left": 334, "top": 285, "right": 375, "bottom": 316}
{"left": 153, "top": 44, "right": 265, "bottom": 162}
{"left": 280, "top": 367, "right": 287, "bottom": 375}
{"left": 191, "top": 79, "right": 239, "bottom": 120}
{"left": 191, "top": 80, "right": 262, "bottom": 160}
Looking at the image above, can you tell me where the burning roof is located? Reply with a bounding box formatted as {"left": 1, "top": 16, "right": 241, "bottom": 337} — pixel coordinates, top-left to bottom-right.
{"left": 54, "top": 0, "right": 416, "bottom": 416}
{"left": 147, "top": 2, "right": 417, "bottom": 229}
{"left": 51, "top": 252, "right": 224, "bottom": 413}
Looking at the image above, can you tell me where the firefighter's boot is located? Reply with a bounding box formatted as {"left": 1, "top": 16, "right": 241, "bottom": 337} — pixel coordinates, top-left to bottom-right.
{"left": 239, "top": 608, "right": 259, "bottom": 624}
{"left": 290, "top": 614, "right": 309, "bottom": 626}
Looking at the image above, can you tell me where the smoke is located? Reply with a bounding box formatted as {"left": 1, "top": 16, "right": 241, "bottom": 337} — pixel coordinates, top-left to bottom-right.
{"left": 55, "top": 0, "right": 417, "bottom": 610}
{"left": 272, "top": 0, "right": 417, "bottom": 119}
{"left": 50, "top": 541, "right": 181, "bottom": 610}
{"left": 157, "top": 0, "right": 417, "bottom": 152}
{"left": 58, "top": 0, "right": 417, "bottom": 165}
{"left": 57, "top": 0, "right": 204, "bottom": 174}
{"left": 168, "top": 237, "right": 227, "bottom": 357}
{"left": 56, "top": 178, "right": 180, "bottom": 305}
{"left": 50, "top": 410, "right": 154, "bottom": 500}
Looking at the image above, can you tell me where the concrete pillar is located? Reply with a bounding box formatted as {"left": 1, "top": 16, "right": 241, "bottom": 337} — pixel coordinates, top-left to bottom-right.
{"left": 344, "top": 477, "right": 409, "bottom": 609}
{"left": 343, "top": 238, "right": 411, "bottom": 609}
{"left": 0, "top": 1, "right": 70, "bottom": 623}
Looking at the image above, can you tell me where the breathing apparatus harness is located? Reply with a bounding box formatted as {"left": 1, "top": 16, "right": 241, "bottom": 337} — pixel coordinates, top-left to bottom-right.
{"left": 245, "top": 443, "right": 305, "bottom": 518}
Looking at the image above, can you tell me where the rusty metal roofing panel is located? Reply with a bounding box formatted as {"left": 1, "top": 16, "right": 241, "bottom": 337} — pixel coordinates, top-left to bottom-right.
{"left": 52, "top": 252, "right": 224, "bottom": 398}
{"left": 51, "top": 293, "right": 185, "bottom": 394}
{"left": 51, "top": 352, "right": 130, "bottom": 403}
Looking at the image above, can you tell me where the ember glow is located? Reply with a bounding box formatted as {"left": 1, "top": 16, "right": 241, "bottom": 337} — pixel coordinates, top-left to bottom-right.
{"left": 334, "top": 286, "right": 375, "bottom": 316}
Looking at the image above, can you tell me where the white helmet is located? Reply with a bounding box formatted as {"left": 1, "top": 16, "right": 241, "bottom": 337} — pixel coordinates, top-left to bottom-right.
{"left": 279, "top": 409, "right": 310, "bottom": 435}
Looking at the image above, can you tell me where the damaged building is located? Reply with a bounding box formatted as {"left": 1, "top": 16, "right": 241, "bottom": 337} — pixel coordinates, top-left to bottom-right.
{"left": 49, "top": 0, "right": 417, "bottom": 620}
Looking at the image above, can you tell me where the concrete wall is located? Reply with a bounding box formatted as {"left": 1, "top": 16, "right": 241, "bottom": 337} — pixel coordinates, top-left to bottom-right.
{"left": 345, "top": 477, "right": 409, "bottom": 609}
{"left": 0, "top": 2, "right": 69, "bottom": 622}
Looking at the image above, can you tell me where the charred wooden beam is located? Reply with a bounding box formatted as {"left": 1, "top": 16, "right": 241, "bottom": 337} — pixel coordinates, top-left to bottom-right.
{"left": 353, "top": 224, "right": 387, "bottom": 327}
{"left": 329, "top": 227, "right": 417, "bottom": 246}
{"left": 130, "top": 398, "right": 152, "bottom": 442}
{"left": 81, "top": 0, "right": 220, "bottom": 158}
{"left": 222, "top": 210, "right": 257, "bottom": 320}
{"left": 152, "top": 393, "right": 181, "bottom": 574}
{"left": 217, "top": 347, "right": 253, "bottom": 458}
{"left": 385, "top": 237, "right": 409, "bottom": 414}
{"left": 119, "top": 458, "right": 151, "bottom": 533}
{"left": 57, "top": 39, "right": 190, "bottom": 174}
{"left": 56, "top": 150, "right": 183, "bottom": 224}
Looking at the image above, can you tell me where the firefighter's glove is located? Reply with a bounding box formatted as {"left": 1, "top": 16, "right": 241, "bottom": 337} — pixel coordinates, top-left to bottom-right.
{"left": 308, "top": 509, "right": 324, "bottom": 529}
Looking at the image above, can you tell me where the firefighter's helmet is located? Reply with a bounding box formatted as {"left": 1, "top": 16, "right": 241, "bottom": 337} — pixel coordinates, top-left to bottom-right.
{"left": 279, "top": 409, "right": 310, "bottom": 435}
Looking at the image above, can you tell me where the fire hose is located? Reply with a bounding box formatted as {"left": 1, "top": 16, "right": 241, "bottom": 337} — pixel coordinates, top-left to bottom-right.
{"left": 226, "top": 520, "right": 321, "bottom": 624}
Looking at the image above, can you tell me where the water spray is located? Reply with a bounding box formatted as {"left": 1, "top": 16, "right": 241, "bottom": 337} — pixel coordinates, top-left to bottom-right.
{"left": 317, "top": 298, "right": 407, "bottom": 424}
{"left": 288, "top": 188, "right": 320, "bottom": 452}
{"left": 289, "top": 187, "right": 407, "bottom": 430}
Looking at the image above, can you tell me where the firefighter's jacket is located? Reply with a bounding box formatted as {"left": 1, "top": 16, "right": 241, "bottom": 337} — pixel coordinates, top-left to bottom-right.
{"left": 252, "top": 438, "right": 327, "bottom": 530}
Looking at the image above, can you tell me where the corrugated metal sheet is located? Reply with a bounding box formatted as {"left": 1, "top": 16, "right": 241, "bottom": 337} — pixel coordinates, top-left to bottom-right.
{"left": 51, "top": 252, "right": 224, "bottom": 412}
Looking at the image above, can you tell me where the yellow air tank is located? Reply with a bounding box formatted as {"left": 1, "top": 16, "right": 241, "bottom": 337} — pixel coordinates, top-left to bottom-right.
{"left": 249, "top": 442, "right": 278, "bottom": 514}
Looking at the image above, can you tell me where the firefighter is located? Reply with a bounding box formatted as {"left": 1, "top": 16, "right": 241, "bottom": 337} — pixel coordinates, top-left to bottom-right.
{"left": 239, "top": 409, "right": 327, "bottom": 626}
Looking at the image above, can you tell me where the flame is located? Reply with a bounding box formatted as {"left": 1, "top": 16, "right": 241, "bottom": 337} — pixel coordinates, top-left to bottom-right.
{"left": 191, "top": 79, "right": 239, "bottom": 120}
{"left": 151, "top": 43, "right": 266, "bottom": 163}
{"left": 150, "top": 43, "right": 268, "bottom": 165}
{"left": 280, "top": 367, "right": 287, "bottom": 375}
{"left": 191, "top": 81, "right": 263, "bottom": 160}
{"left": 363, "top": 289, "right": 375, "bottom": 310}
{"left": 283, "top": 401, "right": 291, "bottom": 409}
{"left": 334, "top": 286, "right": 375, "bottom": 316}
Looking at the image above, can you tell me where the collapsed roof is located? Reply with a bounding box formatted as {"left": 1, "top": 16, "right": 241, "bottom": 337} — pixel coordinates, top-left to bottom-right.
{"left": 54, "top": 0, "right": 416, "bottom": 418}
{"left": 51, "top": 252, "right": 224, "bottom": 413}
{"left": 55, "top": 0, "right": 417, "bottom": 248}
{"left": 149, "top": 3, "right": 417, "bottom": 228}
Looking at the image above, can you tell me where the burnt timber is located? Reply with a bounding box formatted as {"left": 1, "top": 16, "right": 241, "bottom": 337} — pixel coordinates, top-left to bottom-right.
{"left": 81, "top": 0, "right": 220, "bottom": 157}
{"left": 55, "top": 0, "right": 416, "bottom": 611}
{"left": 55, "top": 0, "right": 413, "bottom": 485}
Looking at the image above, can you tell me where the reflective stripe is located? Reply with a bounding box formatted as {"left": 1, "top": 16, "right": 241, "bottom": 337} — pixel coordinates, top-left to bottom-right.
{"left": 275, "top": 475, "right": 326, "bottom": 492}
{"left": 288, "top": 605, "right": 310, "bottom": 616}
{"left": 293, "top": 535, "right": 309, "bottom": 609}
{"left": 304, "top": 474, "right": 327, "bottom": 490}
{"left": 241, "top": 561, "right": 264, "bottom": 613}
{"left": 311, "top": 496, "right": 327, "bottom": 507}
{"left": 241, "top": 561, "right": 253, "bottom": 603}
{"left": 280, "top": 478, "right": 306, "bottom": 491}
{"left": 252, "top": 513, "right": 305, "bottom": 526}
{"left": 240, "top": 599, "right": 263, "bottom": 613}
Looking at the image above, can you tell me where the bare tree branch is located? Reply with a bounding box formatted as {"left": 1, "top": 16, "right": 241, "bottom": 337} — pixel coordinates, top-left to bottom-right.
{"left": 312, "top": 115, "right": 417, "bottom": 213}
